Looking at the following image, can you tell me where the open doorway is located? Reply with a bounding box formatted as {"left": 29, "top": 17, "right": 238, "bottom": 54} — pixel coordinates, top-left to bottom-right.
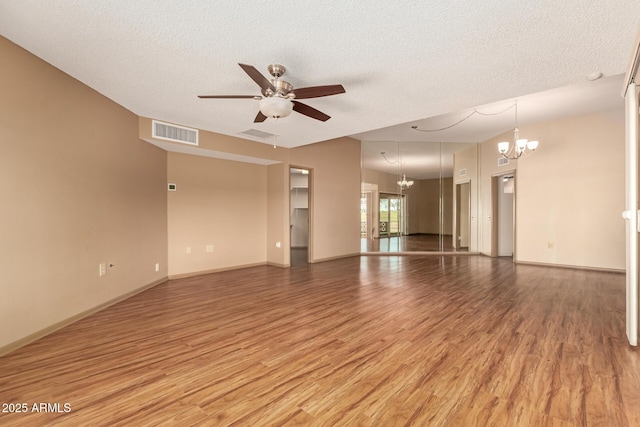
{"left": 455, "top": 181, "right": 471, "bottom": 251}
{"left": 290, "top": 167, "right": 310, "bottom": 266}
{"left": 491, "top": 172, "right": 515, "bottom": 258}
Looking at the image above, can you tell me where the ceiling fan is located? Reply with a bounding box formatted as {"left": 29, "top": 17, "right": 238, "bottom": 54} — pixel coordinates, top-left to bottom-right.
{"left": 198, "top": 63, "right": 345, "bottom": 122}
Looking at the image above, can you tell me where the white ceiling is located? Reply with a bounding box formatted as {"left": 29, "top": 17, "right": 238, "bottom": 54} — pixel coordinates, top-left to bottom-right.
{"left": 0, "top": 1, "right": 637, "bottom": 153}
{"left": 360, "top": 73, "right": 626, "bottom": 179}
{"left": 356, "top": 73, "right": 626, "bottom": 144}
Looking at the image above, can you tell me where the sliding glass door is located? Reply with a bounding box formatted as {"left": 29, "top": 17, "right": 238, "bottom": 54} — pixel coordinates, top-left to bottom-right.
{"left": 379, "top": 193, "right": 402, "bottom": 237}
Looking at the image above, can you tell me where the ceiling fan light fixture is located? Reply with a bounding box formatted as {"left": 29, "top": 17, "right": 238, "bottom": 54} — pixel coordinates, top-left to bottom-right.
{"left": 259, "top": 96, "right": 293, "bottom": 119}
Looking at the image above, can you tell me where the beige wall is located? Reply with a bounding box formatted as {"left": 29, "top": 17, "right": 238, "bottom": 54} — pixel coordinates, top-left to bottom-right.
{"left": 167, "top": 153, "right": 268, "bottom": 277}
{"left": 417, "top": 177, "right": 453, "bottom": 235}
{"left": 480, "top": 111, "right": 625, "bottom": 270}
{"left": 362, "top": 168, "right": 400, "bottom": 193}
{"left": 0, "top": 36, "right": 168, "bottom": 351}
{"left": 291, "top": 137, "right": 361, "bottom": 261}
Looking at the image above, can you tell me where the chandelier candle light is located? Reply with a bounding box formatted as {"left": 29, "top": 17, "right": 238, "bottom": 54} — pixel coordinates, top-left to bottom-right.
{"left": 497, "top": 100, "right": 539, "bottom": 160}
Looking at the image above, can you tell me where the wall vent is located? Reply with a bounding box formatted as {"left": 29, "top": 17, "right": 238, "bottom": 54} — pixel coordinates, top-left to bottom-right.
{"left": 497, "top": 157, "right": 509, "bottom": 167}
{"left": 152, "top": 120, "right": 198, "bottom": 146}
{"left": 458, "top": 168, "right": 467, "bottom": 177}
{"left": 239, "top": 129, "right": 275, "bottom": 139}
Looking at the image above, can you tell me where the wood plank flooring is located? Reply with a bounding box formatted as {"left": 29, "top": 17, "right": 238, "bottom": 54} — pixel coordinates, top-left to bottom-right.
{"left": 360, "top": 235, "right": 467, "bottom": 253}
{"left": 0, "top": 256, "right": 638, "bottom": 426}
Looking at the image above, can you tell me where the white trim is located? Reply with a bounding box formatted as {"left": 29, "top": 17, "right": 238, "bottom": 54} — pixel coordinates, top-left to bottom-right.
{"left": 622, "top": 25, "right": 640, "bottom": 97}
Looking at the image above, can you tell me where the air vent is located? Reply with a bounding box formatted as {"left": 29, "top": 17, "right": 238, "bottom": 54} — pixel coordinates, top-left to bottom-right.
{"left": 239, "top": 129, "right": 276, "bottom": 139}
{"left": 458, "top": 168, "right": 467, "bottom": 177}
{"left": 497, "top": 157, "right": 509, "bottom": 167}
{"left": 152, "top": 120, "right": 198, "bottom": 146}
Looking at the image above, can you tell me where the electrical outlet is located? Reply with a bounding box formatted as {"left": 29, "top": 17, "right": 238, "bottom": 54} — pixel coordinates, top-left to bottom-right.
{"left": 206, "top": 245, "right": 214, "bottom": 253}
{"left": 275, "top": 241, "right": 281, "bottom": 248}
{"left": 186, "top": 246, "right": 191, "bottom": 254}
{"left": 547, "top": 241, "right": 554, "bottom": 249}
{"left": 99, "top": 263, "right": 107, "bottom": 277}
{"left": 155, "top": 263, "right": 160, "bottom": 272}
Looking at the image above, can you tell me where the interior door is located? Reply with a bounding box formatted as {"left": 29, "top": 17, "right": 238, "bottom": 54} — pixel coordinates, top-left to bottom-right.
{"left": 624, "top": 82, "right": 639, "bottom": 346}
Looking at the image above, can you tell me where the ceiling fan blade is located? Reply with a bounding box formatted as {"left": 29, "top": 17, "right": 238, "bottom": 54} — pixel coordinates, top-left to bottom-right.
{"left": 293, "top": 84, "right": 345, "bottom": 99}
{"left": 238, "top": 63, "right": 275, "bottom": 93}
{"left": 292, "top": 101, "right": 331, "bottom": 122}
{"left": 254, "top": 111, "right": 268, "bottom": 123}
{"left": 198, "top": 95, "right": 261, "bottom": 99}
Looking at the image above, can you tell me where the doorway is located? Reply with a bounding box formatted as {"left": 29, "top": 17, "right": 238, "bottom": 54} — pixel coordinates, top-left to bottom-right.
{"left": 491, "top": 173, "right": 515, "bottom": 258}
{"left": 455, "top": 181, "right": 471, "bottom": 251}
{"left": 375, "top": 192, "right": 405, "bottom": 252}
{"left": 379, "top": 193, "right": 402, "bottom": 237}
{"left": 290, "top": 167, "right": 310, "bottom": 266}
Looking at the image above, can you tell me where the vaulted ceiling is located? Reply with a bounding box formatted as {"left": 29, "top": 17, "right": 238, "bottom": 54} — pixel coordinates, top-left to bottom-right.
{"left": 1, "top": 1, "right": 638, "bottom": 151}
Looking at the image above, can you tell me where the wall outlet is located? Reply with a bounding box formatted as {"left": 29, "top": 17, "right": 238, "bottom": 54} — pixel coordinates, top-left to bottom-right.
{"left": 206, "top": 244, "right": 214, "bottom": 253}
{"left": 155, "top": 263, "right": 160, "bottom": 272}
{"left": 275, "top": 241, "right": 281, "bottom": 248}
{"left": 99, "top": 263, "right": 107, "bottom": 277}
{"left": 547, "top": 241, "right": 554, "bottom": 249}
{"left": 186, "top": 246, "right": 191, "bottom": 254}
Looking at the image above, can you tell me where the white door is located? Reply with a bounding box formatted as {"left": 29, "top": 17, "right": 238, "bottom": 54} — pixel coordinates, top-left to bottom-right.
{"left": 624, "top": 82, "right": 639, "bottom": 346}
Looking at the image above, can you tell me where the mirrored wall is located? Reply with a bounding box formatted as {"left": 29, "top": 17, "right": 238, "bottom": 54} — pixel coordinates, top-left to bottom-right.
{"left": 360, "top": 141, "right": 480, "bottom": 254}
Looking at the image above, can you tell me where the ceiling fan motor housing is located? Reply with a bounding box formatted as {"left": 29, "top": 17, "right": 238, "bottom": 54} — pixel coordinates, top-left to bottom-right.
{"left": 267, "top": 64, "right": 286, "bottom": 78}
{"left": 263, "top": 79, "right": 294, "bottom": 98}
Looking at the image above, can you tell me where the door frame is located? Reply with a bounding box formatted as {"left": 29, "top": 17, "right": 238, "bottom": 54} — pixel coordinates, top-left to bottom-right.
{"left": 378, "top": 192, "right": 403, "bottom": 237}
{"left": 491, "top": 170, "right": 517, "bottom": 259}
{"left": 624, "top": 83, "right": 638, "bottom": 346}
{"left": 454, "top": 180, "right": 472, "bottom": 250}
{"left": 289, "top": 166, "right": 313, "bottom": 263}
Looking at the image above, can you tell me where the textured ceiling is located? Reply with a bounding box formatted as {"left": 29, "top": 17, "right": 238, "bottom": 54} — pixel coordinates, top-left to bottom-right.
{"left": 1, "top": 1, "right": 638, "bottom": 151}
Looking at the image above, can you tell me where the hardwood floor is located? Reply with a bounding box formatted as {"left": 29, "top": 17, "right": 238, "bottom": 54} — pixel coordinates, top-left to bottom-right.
{"left": 361, "top": 234, "right": 468, "bottom": 253}
{"left": 0, "top": 256, "right": 638, "bottom": 426}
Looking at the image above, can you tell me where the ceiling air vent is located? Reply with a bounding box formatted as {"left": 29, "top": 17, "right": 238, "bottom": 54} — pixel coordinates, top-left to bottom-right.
{"left": 152, "top": 120, "right": 198, "bottom": 146}
{"left": 497, "top": 157, "right": 509, "bottom": 167}
{"left": 239, "top": 129, "right": 275, "bottom": 139}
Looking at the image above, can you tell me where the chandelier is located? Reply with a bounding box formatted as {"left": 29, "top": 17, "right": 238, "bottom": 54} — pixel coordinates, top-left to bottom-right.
{"left": 397, "top": 174, "right": 414, "bottom": 189}
{"left": 381, "top": 149, "right": 414, "bottom": 190}
{"left": 497, "top": 100, "right": 539, "bottom": 160}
